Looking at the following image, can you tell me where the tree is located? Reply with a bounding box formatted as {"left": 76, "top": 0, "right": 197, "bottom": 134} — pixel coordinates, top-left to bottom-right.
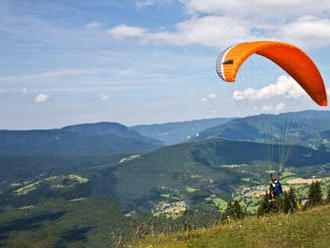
{"left": 233, "top": 200, "right": 244, "bottom": 219}
{"left": 282, "top": 191, "right": 291, "bottom": 213}
{"left": 288, "top": 187, "right": 297, "bottom": 212}
{"left": 327, "top": 184, "right": 330, "bottom": 202}
{"left": 307, "top": 181, "right": 323, "bottom": 206}
{"left": 224, "top": 202, "right": 234, "bottom": 220}
{"left": 257, "top": 191, "right": 271, "bottom": 216}
{"left": 224, "top": 200, "right": 244, "bottom": 220}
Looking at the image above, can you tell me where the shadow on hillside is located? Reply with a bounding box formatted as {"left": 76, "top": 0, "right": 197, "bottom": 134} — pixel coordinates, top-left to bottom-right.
{"left": 0, "top": 211, "right": 66, "bottom": 247}
{"left": 55, "top": 226, "right": 93, "bottom": 248}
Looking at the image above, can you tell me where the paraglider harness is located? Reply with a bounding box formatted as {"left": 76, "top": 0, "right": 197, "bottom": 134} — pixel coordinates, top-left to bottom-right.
{"left": 269, "top": 175, "right": 282, "bottom": 201}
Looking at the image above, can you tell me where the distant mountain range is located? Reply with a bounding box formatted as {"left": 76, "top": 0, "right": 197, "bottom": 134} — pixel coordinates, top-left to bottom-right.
{"left": 130, "top": 117, "right": 232, "bottom": 145}
{"left": 0, "top": 122, "right": 160, "bottom": 157}
{"left": 0, "top": 122, "right": 162, "bottom": 181}
{"left": 194, "top": 110, "right": 330, "bottom": 150}
{"left": 2, "top": 110, "right": 328, "bottom": 158}
{"left": 130, "top": 110, "right": 330, "bottom": 149}
{"left": 1, "top": 110, "right": 329, "bottom": 182}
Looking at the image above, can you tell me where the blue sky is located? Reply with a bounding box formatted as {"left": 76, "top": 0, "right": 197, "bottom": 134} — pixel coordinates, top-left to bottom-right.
{"left": 0, "top": 0, "right": 329, "bottom": 129}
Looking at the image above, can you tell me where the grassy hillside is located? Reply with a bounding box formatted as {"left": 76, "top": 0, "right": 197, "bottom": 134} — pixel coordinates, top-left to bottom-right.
{"left": 131, "top": 203, "right": 330, "bottom": 248}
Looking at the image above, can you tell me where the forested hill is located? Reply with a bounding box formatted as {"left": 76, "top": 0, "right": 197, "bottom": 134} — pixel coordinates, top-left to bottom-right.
{"left": 112, "top": 138, "right": 330, "bottom": 210}
{"left": 0, "top": 122, "right": 160, "bottom": 157}
{"left": 130, "top": 117, "right": 232, "bottom": 145}
{"left": 195, "top": 110, "right": 330, "bottom": 148}
{"left": 0, "top": 122, "right": 161, "bottom": 181}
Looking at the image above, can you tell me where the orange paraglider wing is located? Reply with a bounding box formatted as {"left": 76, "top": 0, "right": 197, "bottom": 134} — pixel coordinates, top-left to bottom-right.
{"left": 216, "top": 41, "right": 327, "bottom": 106}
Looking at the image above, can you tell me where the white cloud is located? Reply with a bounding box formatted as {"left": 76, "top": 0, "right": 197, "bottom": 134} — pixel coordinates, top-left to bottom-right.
{"left": 207, "top": 93, "right": 216, "bottom": 99}
{"left": 275, "top": 103, "right": 286, "bottom": 111}
{"left": 176, "top": 1, "right": 330, "bottom": 48}
{"left": 108, "top": 16, "right": 259, "bottom": 47}
{"left": 260, "top": 104, "right": 273, "bottom": 112}
{"left": 108, "top": 24, "right": 146, "bottom": 39}
{"left": 233, "top": 76, "right": 305, "bottom": 101}
{"left": 99, "top": 93, "right": 111, "bottom": 101}
{"left": 179, "top": 0, "right": 330, "bottom": 17}
{"left": 108, "top": 14, "right": 330, "bottom": 48}
{"left": 200, "top": 97, "right": 207, "bottom": 102}
{"left": 279, "top": 16, "right": 330, "bottom": 48}
{"left": 21, "top": 88, "right": 28, "bottom": 95}
{"left": 108, "top": 2, "right": 330, "bottom": 48}
{"left": 258, "top": 103, "right": 286, "bottom": 112}
{"left": 85, "top": 21, "right": 101, "bottom": 29}
{"left": 147, "top": 16, "right": 255, "bottom": 47}
{"left": 35, "top": 94, "right": 50, "bottom": 103}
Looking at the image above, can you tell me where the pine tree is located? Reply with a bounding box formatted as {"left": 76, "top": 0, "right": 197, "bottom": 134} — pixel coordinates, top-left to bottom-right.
{"left": 233, "top": 200, "right": 244, "bottom": 219}
{"left": 224, "top": 200, "right": 244, "bottom": 220}
{"left": 282, "top": 191, "right": 291, "bottom": 213}
{"left": 224, "top": 202, "right": 234, "bottom": 220}
{"left": 314, "top": 181, "right": 323, "bottom": 204}
{"left": 307, "top": 181, "right": 315, "bottom": 207}
{"left": 307, "top": 181, "right": 323, "bottom": 206}
{"left": 288, "top": 187, "right": 297, "bottom": 212}
{"left": 257, "top": 191, "right": 271, "bottom": 216}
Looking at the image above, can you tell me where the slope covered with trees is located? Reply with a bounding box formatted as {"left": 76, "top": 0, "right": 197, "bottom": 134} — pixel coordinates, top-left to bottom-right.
{"left": 196, "top": 110, "right": 330, "bottom": 149}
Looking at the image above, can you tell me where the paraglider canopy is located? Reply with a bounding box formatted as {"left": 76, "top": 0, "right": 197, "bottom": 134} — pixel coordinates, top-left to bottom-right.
{"left": 216, "top": 41, "right": 327, "bottom": 106}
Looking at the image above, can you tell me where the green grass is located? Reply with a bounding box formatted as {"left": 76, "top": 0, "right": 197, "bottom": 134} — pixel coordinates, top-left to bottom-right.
{"left": 130, "top": 203, "right": 330, "bottom": 248}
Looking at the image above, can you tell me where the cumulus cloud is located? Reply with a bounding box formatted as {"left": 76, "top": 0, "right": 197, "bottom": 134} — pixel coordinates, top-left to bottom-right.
{"left": 200, "top": 97, "right": 208, "bottom": 102}
{"left": 256, "top": 103, "right": 286, "bottom": 112}
{"left": 278, "top": 16, "right": 330, "bottom": 48}
{"left": 232, "top": 76, "right": 305, "bottom": 101}
{"left": 110, "top": 16, "right": 256, "bottom": 47}
{"left": 35, "top": 94, "right": 50, "bottom": 103}
{"left": 180, "top": 0, "right": 330, "bottom": 18}
{"left": 177, "top": 1, "right": 330, "bottom": 48}
{"left": 108, "top": 1, "right": 330, "bottom": 48}
{"left": 108, "top": 24, "right": 146, "bottom": 39}
{"left": 275, "top": 103, "right": 286, "bottom": 111}
{"left": 260, "top": 104, "right": 273, "bottom": 112}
